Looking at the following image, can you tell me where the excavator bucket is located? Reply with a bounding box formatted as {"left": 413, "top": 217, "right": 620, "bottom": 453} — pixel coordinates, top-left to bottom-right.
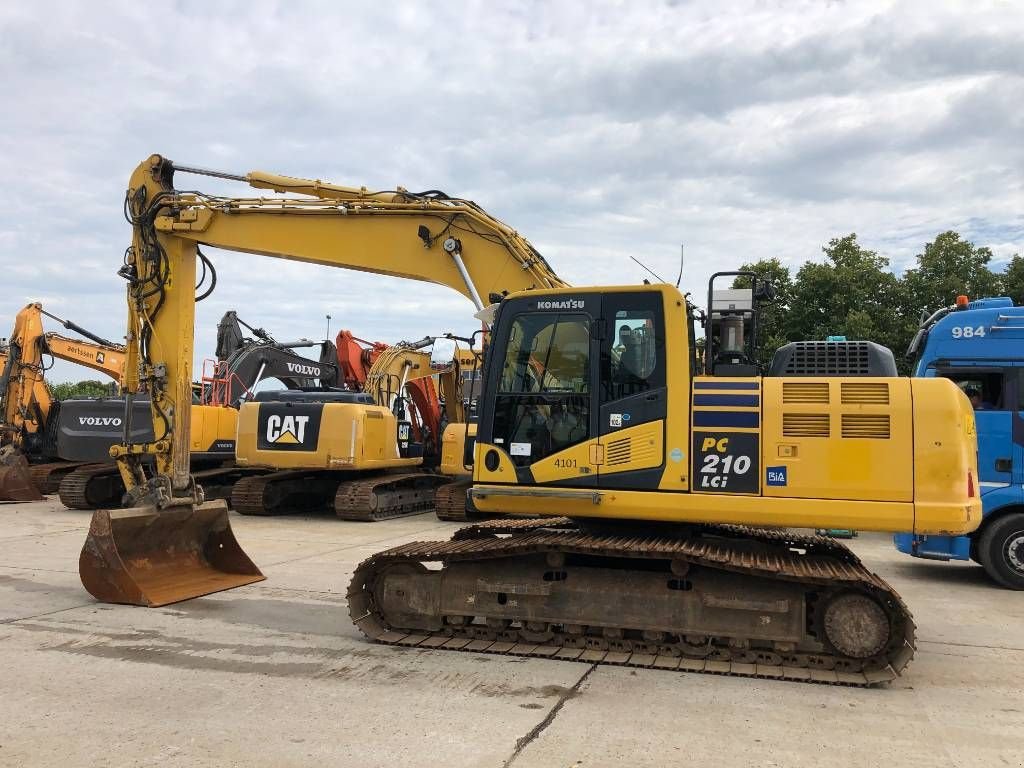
{"left": 0, "top": 451, "right": 44, "bottom": 501}
{"left": 79, "top": 500, "right": 264, "bottom": 607}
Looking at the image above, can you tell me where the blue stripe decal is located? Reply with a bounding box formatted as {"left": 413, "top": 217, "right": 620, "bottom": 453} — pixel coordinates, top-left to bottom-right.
{"left": 693, "top": 411, "right": 760, "bottom": 428}
{"left": 693, "top": 394, "right": 760, "bottom": 407}
{"left": 693, "top": 381, "right": 760, "bottom": 391}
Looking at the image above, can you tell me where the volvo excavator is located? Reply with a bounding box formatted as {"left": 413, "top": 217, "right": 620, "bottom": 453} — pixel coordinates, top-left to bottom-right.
{"left": 0, "top": 303, "right": 128, "bottom": 500}
{"left": 80, "top": 157, "right": 980, "bottom": 688}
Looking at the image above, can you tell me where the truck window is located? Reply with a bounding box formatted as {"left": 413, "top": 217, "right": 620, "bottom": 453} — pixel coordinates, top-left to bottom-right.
{"left": 935, "top": 368, "right": 1011, "bottom": 411}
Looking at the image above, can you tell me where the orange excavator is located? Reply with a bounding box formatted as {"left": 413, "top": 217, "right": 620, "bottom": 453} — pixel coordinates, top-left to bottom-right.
{"left": 0, "top": 303, "right": 127, "bottom": 500}
{"left": 336, "top": 329, "right": 446, "bottom": 460}
{"left": 337, "top": 328, "right": 485, "bottom": 520}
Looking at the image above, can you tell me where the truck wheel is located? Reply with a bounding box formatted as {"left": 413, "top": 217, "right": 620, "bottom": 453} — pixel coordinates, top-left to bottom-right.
{"left": 979, "top": 513, "right": 1024, "bottom": 590}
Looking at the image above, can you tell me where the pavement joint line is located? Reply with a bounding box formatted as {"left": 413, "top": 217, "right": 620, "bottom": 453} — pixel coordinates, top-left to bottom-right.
{"left": 918, "top": 639, "right": 1024, "bottom": 653}
{"left": 1, "top": 602, "right": 95, "bottom": 625}
{"left": 0, "top": 527, "right": 87, "bottom": 541}
{"left": 502, "top": 664, "right": 595, "bottom": 768}
{"left": 0, "top": 564, "right": 78, "bottom": 575}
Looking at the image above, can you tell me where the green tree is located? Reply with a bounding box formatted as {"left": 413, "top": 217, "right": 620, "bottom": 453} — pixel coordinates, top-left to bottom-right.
{"left": 901, "top": 231, "right": 1004, "bottom": 316}
{"left": 1000, "top": 253, "right": 1024, "bottom": 304}
{"left": 731, "top": 257, "right": 793, "bottom": 366}
{"left": 786, "top": 234, "right": 914, "bottom": 364}
{"left": 49, "top": 380, "right": 114, "bottom": 401}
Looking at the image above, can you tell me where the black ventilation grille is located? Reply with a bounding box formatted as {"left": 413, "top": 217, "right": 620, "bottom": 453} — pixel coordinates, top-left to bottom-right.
{"left": 768, "top": 341, "right": 898, "bottom": 377}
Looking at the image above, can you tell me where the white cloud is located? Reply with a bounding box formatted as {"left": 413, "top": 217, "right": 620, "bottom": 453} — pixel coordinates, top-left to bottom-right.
{"left": 0, "top": 0, "right": 1021, "bottom": 383}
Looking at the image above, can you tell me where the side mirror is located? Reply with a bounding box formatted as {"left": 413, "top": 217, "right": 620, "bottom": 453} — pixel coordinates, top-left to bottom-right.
{"left": 429, "top": 337, "right": 457, "bottom": 370}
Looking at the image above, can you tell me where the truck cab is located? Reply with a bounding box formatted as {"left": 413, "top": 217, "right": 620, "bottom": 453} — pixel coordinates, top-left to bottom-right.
{"left": 896, "top": 295, "right": 1024, "bottom": 588}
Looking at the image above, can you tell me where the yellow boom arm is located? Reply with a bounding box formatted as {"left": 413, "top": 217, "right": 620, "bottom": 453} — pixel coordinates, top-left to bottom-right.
{"left": 117, "top": 154, "right": 566, "bottom": 502}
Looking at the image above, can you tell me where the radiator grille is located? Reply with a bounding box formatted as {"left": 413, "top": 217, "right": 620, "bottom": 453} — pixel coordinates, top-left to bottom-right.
{"left": 841, "top": 414, "right": 891, "bottom": 439}
{"left": 841, "top": 382, "right": 890, "bottom": 405}
{"left": 775, "top": 341, "right": 874, "bottom": 375}
{"left": 783, "top": 382, "right": 830, "bottom": 404}
{"left": 783, "top": 413, "right": 830, "bottom": 437}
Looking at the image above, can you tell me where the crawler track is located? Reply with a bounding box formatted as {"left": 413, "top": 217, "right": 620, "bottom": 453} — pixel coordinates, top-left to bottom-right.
{"left": 232, "top": 470, "right": 449, "bottom": 521}
{"left": 29, "top": 461, "right": 92, "bottom": 494}
{"left": 58, "top": 464, "right": 124, "bottom": 509}
{"left": 434, "top": 479, "right": 476, "bottom": 522}
{"left": 349, "top": 518, "right": 915, "bottom": 687}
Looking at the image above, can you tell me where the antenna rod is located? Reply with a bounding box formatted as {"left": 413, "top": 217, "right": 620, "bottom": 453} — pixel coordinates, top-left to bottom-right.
{"left": 675, "top": 244, "right": 685, "bottom": 288}
{"left": 629, "top": 255, "right": 665, "bottom": 284}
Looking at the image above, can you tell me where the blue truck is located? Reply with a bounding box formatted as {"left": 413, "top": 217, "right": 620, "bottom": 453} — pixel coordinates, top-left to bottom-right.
{"left": 895, "top": 296, "right": 1024, "bottom": 589}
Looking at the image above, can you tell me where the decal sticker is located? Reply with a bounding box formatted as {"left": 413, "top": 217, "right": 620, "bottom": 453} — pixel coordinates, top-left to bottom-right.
{"left": 670, "top": 448, "right": 684, "bottom": 463}
{"left": 622, "top": 413, "right": 631, "bottom": 422}
{"left": 510, "top": 442, "right": 532, "bottom": 457}
{"left": 766, "top": 466, "right": 788, "bottom": 486}
{"left": 95, "top": 352, "right": 105, "bottom": 364}
{"left": 609, "top": 413, "right": 623, "bottom": 428}
{"left": 257, "top": 403, "right": 323, "bottom": 451}
{"left": 692, "top": 432, "right": 759, "bottom": 493}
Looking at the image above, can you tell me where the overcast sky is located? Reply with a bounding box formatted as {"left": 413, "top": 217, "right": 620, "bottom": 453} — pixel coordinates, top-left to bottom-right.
{"left": 1, "top": 0, "right": 1021, "bottom": 383}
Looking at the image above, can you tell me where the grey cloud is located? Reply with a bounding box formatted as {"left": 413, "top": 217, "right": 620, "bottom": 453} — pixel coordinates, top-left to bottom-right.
{"left": 0, "top": 1, "right": 1021, "bottom": 381}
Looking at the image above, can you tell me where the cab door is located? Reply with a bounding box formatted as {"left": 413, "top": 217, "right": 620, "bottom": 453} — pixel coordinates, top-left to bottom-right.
{"left": 481, "top": 296, "right": 601, "bottom": 487}
{"left": 597, "top": 292, "right": 667, "bottom": 490}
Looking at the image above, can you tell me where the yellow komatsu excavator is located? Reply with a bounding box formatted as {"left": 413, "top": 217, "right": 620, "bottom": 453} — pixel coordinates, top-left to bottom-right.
{"left": 0, "top": 303, "right": 127, "bottom": 500}
{"left": 229, "top": 334, "right": 467, "bottom": 520}
{"left": 80, "top": 156, "right": 980, "bottom": 688}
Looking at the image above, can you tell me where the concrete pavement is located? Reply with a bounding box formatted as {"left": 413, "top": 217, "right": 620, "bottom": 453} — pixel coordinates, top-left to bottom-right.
{"left": 1, "top": 499, "right": 1021, "bottom": 768}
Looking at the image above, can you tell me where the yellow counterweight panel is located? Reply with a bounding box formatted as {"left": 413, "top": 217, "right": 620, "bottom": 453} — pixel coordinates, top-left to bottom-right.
{"left": 189, "top": 405, "right": 237, "bottom": 454}
{"left": 235, "top": 402, "right": 422, "bottom": 471}
{"left": 911, "top": 378, "right": 981, "bottom": 534}
{"left": 440, "top": 422, "right": 476, "bottom": 478}
{"left": 761, "top": 378, "right": 914, "bottom": 503}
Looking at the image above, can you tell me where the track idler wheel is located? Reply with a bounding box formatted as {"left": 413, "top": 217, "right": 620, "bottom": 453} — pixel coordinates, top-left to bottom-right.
{"left": 822, "top": 592, "right": 890, "bottom": 659}
{"left": 78, "top": 500, "right": 265, "bottom": 607}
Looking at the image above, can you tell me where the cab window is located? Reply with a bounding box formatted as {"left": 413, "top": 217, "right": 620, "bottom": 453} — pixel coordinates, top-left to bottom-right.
{"left": 601, "top": 296, "right": 665, "bottom": 403}
{"left": 493, "top": 313, "right": 591, "bottom": 466}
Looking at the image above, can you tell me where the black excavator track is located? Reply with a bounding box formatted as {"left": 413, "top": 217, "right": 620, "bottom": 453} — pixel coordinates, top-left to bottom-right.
{"left": 349, "top": 517, "right": 915, "bottom": 687}
{"left": 58, "top": 464, "right": 125, "bottom": 509}
{"left": 29, "top": 461, "right": 94, "bottom": 495}
{"left": 232, "top": 470, "right": 450, "bottom": 521}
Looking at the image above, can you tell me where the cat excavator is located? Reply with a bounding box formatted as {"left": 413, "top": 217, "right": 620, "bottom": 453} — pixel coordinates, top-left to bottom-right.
{"left": 229, "top": 333, "right": 465, "bottom": 519}
{"left": 80, "top": 156, "right": 980, "bottom": 688}
{"left": 0, "top": 303, "right": 127, "bottom": 500}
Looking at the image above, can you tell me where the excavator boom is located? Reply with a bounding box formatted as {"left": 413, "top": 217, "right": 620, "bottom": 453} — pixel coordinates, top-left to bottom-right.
{"left": 82, "top": 153, "right": 565, "bottom": 605}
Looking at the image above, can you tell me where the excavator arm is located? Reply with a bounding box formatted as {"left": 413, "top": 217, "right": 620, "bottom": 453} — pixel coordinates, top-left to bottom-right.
{"left": 80, "top": 153, "right": 567, "bottom": 607}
